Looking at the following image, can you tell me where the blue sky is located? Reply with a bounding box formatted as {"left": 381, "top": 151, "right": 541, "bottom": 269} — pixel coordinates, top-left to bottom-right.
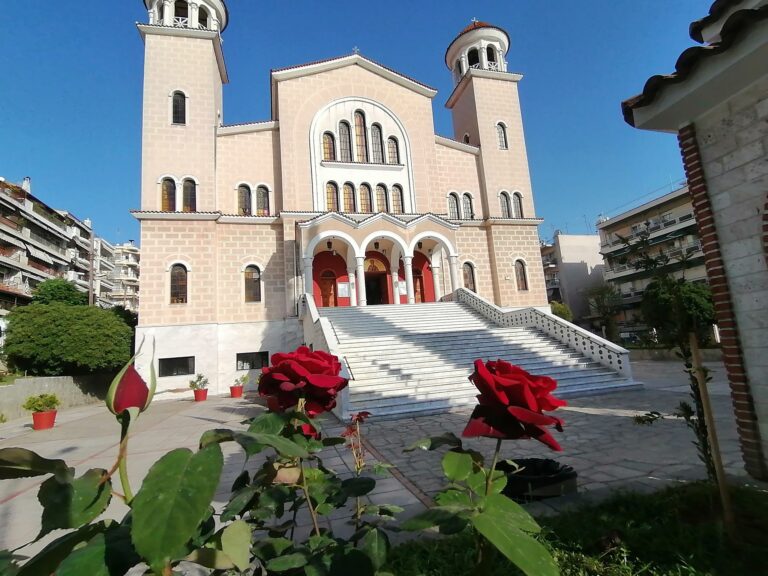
{"left": 0, "top": 1, "right": 708, "bottom": 245}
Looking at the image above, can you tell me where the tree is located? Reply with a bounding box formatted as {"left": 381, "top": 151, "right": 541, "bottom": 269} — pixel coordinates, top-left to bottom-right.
{"left": 32, "top": 278, "right": 87, "bottom": 306}
{"left": 550, "top": 301, "right": 573, "bottom": 322}
{"left": 111, "top": 305, "right": 138, "bottom": 329}
{"left": 4, "top": 303, "right": 132, "bottom": 375}
{"left": 587, "top": 284, "right": 621, "bottom": 342}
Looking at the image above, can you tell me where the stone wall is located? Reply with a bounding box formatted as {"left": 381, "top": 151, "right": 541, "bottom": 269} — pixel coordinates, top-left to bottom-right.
{"left": 0, "top": 374, "right": 111, "bottom": 421}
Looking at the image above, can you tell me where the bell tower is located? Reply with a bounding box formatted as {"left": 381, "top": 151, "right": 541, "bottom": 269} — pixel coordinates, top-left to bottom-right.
{"left": 137, "top": 0, "right": 229, "bottom": 212}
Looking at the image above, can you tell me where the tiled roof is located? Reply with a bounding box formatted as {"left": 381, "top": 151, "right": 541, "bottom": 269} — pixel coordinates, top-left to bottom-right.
{"left": 621, "top": 5, "right": 768, "bottom": 127}
{"left": 689, "top": 0, "right": 745, "bottom": 42}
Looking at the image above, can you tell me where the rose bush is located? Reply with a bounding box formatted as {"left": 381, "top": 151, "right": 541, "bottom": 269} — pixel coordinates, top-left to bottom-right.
{"left": 462, "top": 359, "right": 566, "bottom": 451}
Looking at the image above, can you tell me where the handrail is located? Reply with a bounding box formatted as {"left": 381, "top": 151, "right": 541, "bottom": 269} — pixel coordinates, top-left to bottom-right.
{"left": 299, "top": 294, "right": 353, "bottom": 418}
{"left": 446, "top": 288, "right": 632, "bottom": 379}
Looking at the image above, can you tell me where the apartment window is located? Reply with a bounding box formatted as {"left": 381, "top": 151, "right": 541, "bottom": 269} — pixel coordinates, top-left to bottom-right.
{"left": 244, "top": 265, "right": 261, "bottom": 302}
{"left": 170, "top": 264, "right": 188, "bottom": 303}
{"left": 256, "top": 186, "right": 270, "bottom": 216}
{"left": 343, "top": 183, "right": 356, "bottom": 212}
{"left": 359, "top": 183, "right": 372, "bottom": 213}
{"left": 172, "top": 92, "right": 186, "bottom": 125}
{"left": 448, "top": 193, "right": 460, "bottom": 219}
{"left": 339, "top": 122, "right": 352, "bottom": 162}
{"left": 371, "top": 124, "right": 384, "bottom": 163}
{"left": 462, "top": 193, "right": 474, "bottom": 219}
{"left": 376, "top": 184, "right": 388, "bottom": 213}
{"left": 387, "top": 137, "right": 400, "bottom": 164}
{"left": 326, "top": 182, "right": 339, "bottom": 211}
{"left": 512, "top": 192, "right": 524, "bottom": 218}
{"left": 182, "top": 179, "right": 196, "bottom": 212}
{"left": 322, "top": 132, "right": 336, "bottom": 161}
{"left": 159, "top": 356, "right": 194, "bottom": 377}
{"left": 354, "top": 111, "right": 369, "bottom": 162}
{"left": 391, "top": 185, "right": 404, "bottom": 214}
{"left": 496, "top": 123, "right": 508, "bottom": 149}
{"left": 161, "top": 178, "right": 176, "bottom": 211}
{"left": 238, "top": 184, "right": 252, "bottom": 215}
{"left": 500, "top": 192, "right": 511, "bottom": 218}
{"left": 236, "top": 351, "right": 268, "bottom": 371}
{"left": 515, "top": 260, "right": 528, "bottom": 291}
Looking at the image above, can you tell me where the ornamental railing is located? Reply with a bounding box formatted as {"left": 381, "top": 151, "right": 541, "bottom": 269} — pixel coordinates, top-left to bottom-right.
{"left": 299, "top": 293, "right": 353, "bottom": 418}
{"left": 173, "top": 16, "right": 189, "bottom": 27}
{"left": 445, "top": 288, "right": 632, "bottom": 379}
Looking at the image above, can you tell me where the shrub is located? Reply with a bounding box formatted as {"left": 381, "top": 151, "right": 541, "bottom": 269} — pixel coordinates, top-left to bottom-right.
{"left": 4, "top": 303, "right": 132, "bottom": 376}
{"left": 189, "top": 373, "right": 209, "bottom": 390}
{"left": 32, "top": 278, "right": 88, "bottom": 306}
{"left": 550, "top": 301, "right": 573, "bottom": 322}
{"left": 22, "top": 393, "right": 60, "bottom": 413}
{"left": 0, "top": 413, "right": 6, "bottom": 424}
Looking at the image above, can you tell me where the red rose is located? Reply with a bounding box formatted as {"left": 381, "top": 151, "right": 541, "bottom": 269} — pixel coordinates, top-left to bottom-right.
{"left": 259, "top": 346, "right": 348, "bottom": 416}
{"left": 462, "top": 359, "right": 566, "bottom": 451}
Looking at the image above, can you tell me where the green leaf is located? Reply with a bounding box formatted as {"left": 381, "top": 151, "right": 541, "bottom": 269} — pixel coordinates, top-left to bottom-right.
{"left": 231, "top": 470, "right": 250, "bottom": 492}
{"left": 184, "top": 548, "right": 236, "bottom": 571}
{"left": 442, "top": 450, "right": 475, "bottom": 482}
{"left": 38, "top": 469, "right": 112, "bottom": 538}
{"left": 248, "top": 412, "right": 287, "bottom": 435}
{"left": 321, "top": 437, "right": 347, "bottom": 447}
{"left": 404, "top": 432, "right": 462, "bottom": 452}
{"left": 18, "top": 521, "right": 112, "bottom": 576}
{"left": 482, "top": 494, "right": 540, "bottom": 534}
{"left": 400, "top": 506, "right": 468, "bottom": 531}
{"left": 435, "top": 489, "right": 472, "bottom": 508}
{"left": 341, "top": 476, "right": 376, "bottom": 497}
{"left": 466, "top": 469, "right": 487, "bottom": 496}
{"left": 0, "top": 448, "right": 70, "bottom": 481}
{"left": 55, "top": 525, "right": 140, "bottom": 576}
{"left": 221, "top": 485, "right": 259, "bottom": 522}
{"left": 221, "top": 520, "right": 252, "bottom": 571}
{"left": 362, "top": 504, "right": 404, "bottom": 518}
{"left": 131, "top": 444, "right": 224, "bottom": 573}
{"left": 200, "top": 429, "right": 308, "bottom": 458}
{"left": 330, "top": 548, "right": 374, "bottom": 576}
{"left": 266, "top": 552, "right": 310, "bottom": 572}
{"left": 253, "top": 537, "right": 293, "bottom": 561}
{"left": 0, "top": 550, "right": 20, "bottom": 576}
{"left": 471, "top": 511, "right": 558, "bottom": 576}
{"left": 362, "top": 528, "right": 389, "bottom": 570}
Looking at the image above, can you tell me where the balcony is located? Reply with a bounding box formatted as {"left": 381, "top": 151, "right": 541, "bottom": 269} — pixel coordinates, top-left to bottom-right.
{"left": 115, "top": 258, "right": 139, "bottom": 267}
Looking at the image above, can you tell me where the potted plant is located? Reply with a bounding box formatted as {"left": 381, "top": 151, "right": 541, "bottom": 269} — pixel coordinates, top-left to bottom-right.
{"left": 189, "top": 374, "right": 209, "bottom": 402}
{"left": 231, "top": 373, "right": 248, "bottom": 398}
{"left": 22, "top": 393, "right": 60, "bottom": 430}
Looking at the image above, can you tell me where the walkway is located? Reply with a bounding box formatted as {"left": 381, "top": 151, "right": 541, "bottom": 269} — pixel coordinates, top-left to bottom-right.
{"left": 0, "top": 360, "right": 753, "bottom": 555}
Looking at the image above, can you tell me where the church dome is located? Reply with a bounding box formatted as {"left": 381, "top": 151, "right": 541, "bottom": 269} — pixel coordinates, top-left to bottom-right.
{"left": 445, "top": 20, "right": 510, "bottom": 82}
{"left": 143, "top": 0, "right": 229, "bottom": 32}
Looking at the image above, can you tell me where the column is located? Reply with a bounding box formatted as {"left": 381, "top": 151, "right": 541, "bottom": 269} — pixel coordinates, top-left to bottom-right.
{"left": 448, "top": 255, "right": 460, "bottom": 293}
{"left": 431, "top": 265, "right": 442, "bottom": 301}
{"left": 390, "top": 272, "right": 400, "bottom": 305}
{"left": 303, "top": 257, "right": 313, "bottom": 295}
{"left": 347, "top": 269, "right": 358, "bottom": 306}
{"left": 189, "top": 2, "right": 199, "bottom": 27}
{"left": 356, "top": 256, "right": 367, "bottom": 306}
{"left": 460, "top": 53, "right": 468, "bottom": 75}
{"left": 148, "top": 9, "right": 155, "bottom": 24}
{"left": 403, "top": 256, "right": 415, "bottom": 305}
{"left": 479, "top": 42, "right": 488, "bottom": 70}
{"left": 163, "top": 0, "right": 173, "bottom": 25}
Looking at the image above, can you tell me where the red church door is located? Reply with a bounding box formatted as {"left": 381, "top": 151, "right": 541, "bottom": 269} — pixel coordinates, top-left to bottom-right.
{"left": 319, "top": 270, "right": 337, "bottom": 307}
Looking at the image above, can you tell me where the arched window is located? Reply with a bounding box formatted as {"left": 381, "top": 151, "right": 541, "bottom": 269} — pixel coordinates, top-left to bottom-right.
{"left": 387, "top": 137, "right": 400, "bottom": 164}
{"left": 359, "top": 183, "right": 372, "bottom": 213}
{"left": 322, "top": 132, "right": 336, "bottom": 161}
{"left": 174, "top": 1, "right": 189, "bottom": 24}
{"left": 244, "top": 265, "right": 261, "bottom": 302}
{"left": 161, "top": 178, "right": 176, "bottom": 211}
{"left": 338, "top": 121, "right": 352, "bottom": 162}
{"left": 371, "top": 124, "right": 384, "bottom": 163}
{"left": 182, "top": 179, "right": 196, "bottom": 212}
{"left": 462, "top": 193, "right": 474, "bottom": 219}
{"left": 486, "top": 46, "right": 496, "bottom": 63}
{"left": 496, "top": 123, "right": 508, "bottom": 149}
{"left": 515, "top": 260, "right": 528, "bottom": 291}
{"left": 513, "top": 192, "right": 524, "bottom": 218}
{"left": 198, "top": 6, "right": 209, "bottom": 28}
{"left": 172, "top": 92, "right": 186, "bottom": 125}
{"left": 448, "top": 193, "right": 460, "bottom": 219}
{"left": 342, "top": 183, "right": 355, "bottom": 212}
{"left": 468, "top": 48, "right": 479, "bottom": 68}
{"left": 500, "top": 192, "right": 511, "bottom": 218}
{"left": 463, "top": 133, "right": 470, "bottom": 144}
{"left": 238, "top": 185, "right": 252, "bottom": 216}
{"left": 391, "top": 185, "right": 404, "bottom": 214}
{"left": 170, "top": 264, "right": 188, "bottom": 304}
{"left": 354, "top": 111, "right": 368, "bottom": 162}
{"left": 326, "top": 182, "right": 339, "bottom": 211}
{"left": 463, "top": 262, "right": 476, "bottom": 292}
{"left": 375, "top": 184, "right": 388, "bottom": 213}
{"left": 256, "top": 186, "right": 270, "bottom": 216}
{"left": 454, "top": 59, "right": 462, "bottom": 82}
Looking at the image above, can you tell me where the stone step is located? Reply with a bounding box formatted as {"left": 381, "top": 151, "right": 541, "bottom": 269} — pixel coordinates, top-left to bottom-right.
{"left": 342, "top": 341, "right": 574, "bottom": 360}
{"left": 335, "top": 330, "right": 559, "bottom": 349}
{"left": 348, "top": 356, "right": 597, "bottom": 377}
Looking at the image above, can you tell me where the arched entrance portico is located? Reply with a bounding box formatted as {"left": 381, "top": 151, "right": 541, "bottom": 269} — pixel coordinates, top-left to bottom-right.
{"left": 363, "top": 251, "right": 393, "bottom": 305}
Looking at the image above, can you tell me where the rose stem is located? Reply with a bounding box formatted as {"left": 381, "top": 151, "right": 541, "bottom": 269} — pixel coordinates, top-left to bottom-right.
{"left": 300, "top": 457, "right": 322, "bottom": 537}
{"left": 118, "top": 415, "right": 135, "bottom": 504}
{"left": 485, "top": 438, "right": 503, "bottom": 496}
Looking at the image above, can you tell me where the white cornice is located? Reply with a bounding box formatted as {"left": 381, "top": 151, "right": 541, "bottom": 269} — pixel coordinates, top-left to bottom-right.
{"left": 218, "top": 121, "right": 278, "bottom": 136}
{"left": 131, "top": 211, "right": 221, "bottom": 221}
{"left": 136, "top": 24, "right": 229, "bottom": 84}
{"left": 435, "top": 135, "right": 480, "bottom": 155}
{"left": 319, "top": 160, "right": 404, "bottom": 171}
{"left": 297, "top": 212, "right": 359, "bottom": 229}
{"left": 271, "top": 54, "right": 437, "bottom": 99}
{"left": 218, "top": 215, "right": 279, "bottom": 224}
{"left": 482, "top": 218, "right": 544, "bottom": 227}
{"left": 445, "top": 68, "right": 523, "bottom": 109}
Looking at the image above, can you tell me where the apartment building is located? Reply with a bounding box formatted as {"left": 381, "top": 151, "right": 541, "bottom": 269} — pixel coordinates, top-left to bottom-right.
{"left": 597, "top": 185, "right": 706, "bottom": 340}
{"left": 111, "top": 241, "right": 140, "bottom": 312}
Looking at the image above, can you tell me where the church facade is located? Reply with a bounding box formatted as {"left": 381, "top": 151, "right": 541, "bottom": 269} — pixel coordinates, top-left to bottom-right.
{"left": 134, "top": 0, "right": 548, "bottom": 393}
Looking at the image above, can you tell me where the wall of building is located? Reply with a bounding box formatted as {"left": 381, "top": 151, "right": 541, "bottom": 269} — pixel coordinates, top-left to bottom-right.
{"left": 554, "top": 234, "right": 604, "bottom": 320}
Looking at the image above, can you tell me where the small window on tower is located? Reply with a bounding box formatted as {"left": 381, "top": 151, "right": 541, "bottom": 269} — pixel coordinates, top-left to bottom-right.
{"left": 172, "top": 92, "right": 186, "bottom": 125}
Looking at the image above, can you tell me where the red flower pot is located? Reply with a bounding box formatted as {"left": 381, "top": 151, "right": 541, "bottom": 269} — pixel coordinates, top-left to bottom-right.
{"left": 230, "top": 386, "right": 244, "bottom": 398}
{"left": 32, "top": 410, "right": 57, "bottom": 430}
{"left": 193, "top": 389, "right": 208, "bottom": 402}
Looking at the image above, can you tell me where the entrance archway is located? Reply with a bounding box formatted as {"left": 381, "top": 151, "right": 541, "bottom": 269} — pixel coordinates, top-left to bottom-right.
{"left": 312, "top": 250, "right": 350, "bottom": 307}
{"left": 319, "top": 270, "right": 337, "bottom": 307}
{"left": 364, "top": 251, "right": 392, "bottom": 305}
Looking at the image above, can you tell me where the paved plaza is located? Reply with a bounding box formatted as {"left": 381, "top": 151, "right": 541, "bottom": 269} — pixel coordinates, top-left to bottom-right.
{"left": 0, "top": 359, "right": 756, "bottom": 556}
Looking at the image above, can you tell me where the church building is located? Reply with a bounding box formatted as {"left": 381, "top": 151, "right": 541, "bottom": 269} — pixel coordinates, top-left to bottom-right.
{"left": 133, "top": 0, "right": 549, "bottom": 394}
